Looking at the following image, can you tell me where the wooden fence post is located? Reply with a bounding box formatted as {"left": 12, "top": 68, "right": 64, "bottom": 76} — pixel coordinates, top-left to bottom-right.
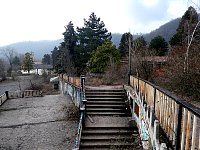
{"left": 175, "top": 105, "right": 183, "bottom": 150}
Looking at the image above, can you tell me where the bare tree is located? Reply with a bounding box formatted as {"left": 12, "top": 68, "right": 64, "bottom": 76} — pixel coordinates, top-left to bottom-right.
{"left": 1, "top": 48, "right": 17, "bottom": 76}
{"left": 0, "top": 58, "right": 6, "bottom": 80}
{"left": 184, "top": 0, "right": 200, "bottom": 72}
{"left": 130, "top": 36, "right": 158, "bottom": 81}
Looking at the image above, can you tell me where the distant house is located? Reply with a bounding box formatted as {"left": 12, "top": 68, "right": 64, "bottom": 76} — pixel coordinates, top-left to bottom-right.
{"left": 141, "top": 56, "right": 168, "bottom": 76}
{"left": 33, "top": 63, "right": 53, "bottom": 75}
{"left": 141, "top": 56, "right": 168, "bottom": 65}
{"left": 21, "top": 61, "right": 53, "bottom": 75}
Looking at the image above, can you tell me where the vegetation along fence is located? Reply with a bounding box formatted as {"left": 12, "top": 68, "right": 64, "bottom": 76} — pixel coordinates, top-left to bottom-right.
{"left": 127, "top": 75, "right": 200, "bottom": 150}
{"left": 59, "top": 74, "right": 86, "bottom": 150}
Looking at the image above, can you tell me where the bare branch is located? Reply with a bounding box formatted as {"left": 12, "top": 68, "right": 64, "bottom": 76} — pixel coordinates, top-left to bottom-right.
{"left": 184, "top": 20, "right": 200, "bottom": 72}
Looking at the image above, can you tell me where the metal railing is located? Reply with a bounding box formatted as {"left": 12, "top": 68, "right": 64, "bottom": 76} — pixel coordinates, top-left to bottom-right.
{"left": 129, "top": 76, "right": 200, "bottom": 150}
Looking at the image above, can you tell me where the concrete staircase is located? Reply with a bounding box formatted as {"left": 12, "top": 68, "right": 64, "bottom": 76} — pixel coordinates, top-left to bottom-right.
{"left": 80, "top": 87, "right": 141, "bottom": 150}
{"left": 86, "top": 88, "right": 130, "bottom": 116}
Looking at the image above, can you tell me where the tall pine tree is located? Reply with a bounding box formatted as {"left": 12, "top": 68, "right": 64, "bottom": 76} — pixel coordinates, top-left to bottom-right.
{"left": 118, "top": 32, "right": 133, "bottom": 57}
{"left": 76, "top": 12, "right": 111, "bottom": 73}
{"left": 62, "top": 21, "right": 77, "bottom": 56}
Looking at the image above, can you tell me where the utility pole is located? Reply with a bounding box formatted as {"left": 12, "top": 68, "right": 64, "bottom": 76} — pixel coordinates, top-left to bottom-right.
{"left": 128, "top": 34, "right": 131, "bottom": 85}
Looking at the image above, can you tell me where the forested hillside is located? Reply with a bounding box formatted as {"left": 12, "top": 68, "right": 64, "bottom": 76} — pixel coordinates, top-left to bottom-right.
{"left": 144, "top": 18, "right": 180, "bottom": 42}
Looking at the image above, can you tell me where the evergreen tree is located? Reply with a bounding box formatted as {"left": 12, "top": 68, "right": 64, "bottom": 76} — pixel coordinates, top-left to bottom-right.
{"left": 118, "top": 32, "right": 133, "bottom": 57}
{"left": 76, "top": 12, "right": 111, "bottom": 72}
{"left": 149, "top": 35, "right": 168, "bottom": 56}
{"left": 169, "top": 6, "right": 199, "bottom": 45}
{"left": 133, "top": 36, "right": 147, "bottom": 56}
{"left": 89, "top": 40, "right": 120, "bottom": 73}
{"left": 51, "top": 46, "right": 59, "bottom": 70}
{"left": 62, "top": 21, "right": 77, "bottom": 56}
{"left": 21, "top": 52, "right": 34, "bottom": 73}
{"left": 62, "top": 21, "right": 77, "bottom": 74}
{"left": 42, "top": 54, "right": 51, "bottom": 65}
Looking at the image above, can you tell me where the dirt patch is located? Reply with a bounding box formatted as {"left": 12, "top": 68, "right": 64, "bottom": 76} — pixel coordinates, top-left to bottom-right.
{"left": 7, "top": 75, "right": 61, "bottom": 96}
{"left": 61, "top": 104, "right": 79, "bottom": 121}
{"left": 41, "top": 82, "right": 60, "bottom": 95}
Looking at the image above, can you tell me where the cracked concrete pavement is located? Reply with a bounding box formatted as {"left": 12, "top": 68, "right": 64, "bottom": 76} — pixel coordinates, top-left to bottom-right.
{"left": 0, "top": 94, "right": 78, "bottom": 150}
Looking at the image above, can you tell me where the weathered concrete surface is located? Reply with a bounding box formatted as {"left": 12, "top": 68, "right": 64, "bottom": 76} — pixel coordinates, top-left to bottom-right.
{"left": 0, "top": 95, "right": 78, "bottom": 150}
{"left": 85, "top": 116, "right": 132, "bottom": 127}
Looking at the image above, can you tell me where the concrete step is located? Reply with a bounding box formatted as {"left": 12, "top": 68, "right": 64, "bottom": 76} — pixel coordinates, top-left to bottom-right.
{"left": 86, "top": 97, "right": 124, "bottom": 101}
{"left": 87, "top": 112, "right": 131, "bottom": 116}
{"left": 82, "top": 126, "right": 138, "bottom": 132}
{"left": 86, "top": 89, "right": 124, "bottom": 93}
{"left": 81, "top": 134, "right": 138, "bottom": 140}
{"left": 87, "top": 108, "right": 125, "bottom": 112}
{"left": 86, "top": 101, "right": 124, "bottom": 105}
{"left": 86, "top": 91, "right": 125, "bottom": 95}
{"left": 86, "top": 94, "right": 125, "bottom": 98}
{"left": 80, "top": 141, "right": 134, "bottom": 149}
{"left": 87, "top": 104, "right": 126, "bottom": 108}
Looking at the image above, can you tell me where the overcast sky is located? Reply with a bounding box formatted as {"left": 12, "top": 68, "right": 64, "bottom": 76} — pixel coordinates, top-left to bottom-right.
{"left": 0, "top": 0, "right": 197, "bottom": 46}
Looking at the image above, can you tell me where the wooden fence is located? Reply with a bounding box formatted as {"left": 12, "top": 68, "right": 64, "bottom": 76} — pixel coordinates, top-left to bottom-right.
{"left": 129, "top": 76, "right": 200, "bottom": 150}
{"left": 59, "top": 74, "right": 80, "bottom": 87}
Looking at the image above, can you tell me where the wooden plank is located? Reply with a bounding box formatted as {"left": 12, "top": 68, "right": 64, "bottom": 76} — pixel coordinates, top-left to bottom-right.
{"left": 167, "top": 97, "right": 171, "bottom": 137}
{"left": 199, "top": 129, "right": 200, "bottom": 150}
{"left": 160, "top": 92, "right": 164, "bottom": 128}
{"left": 181, "top": 108, "right": 187, "bottom": 150}
{"left": 162, "top": 94, "right": 166, "bottom": 131}
{"left": 185, "top": 111, "right": 191, "bottom": 150}
{"left": 173, "top": 102, "right": 178, "bottom": 145}
{"left": 164, "top": 95, "right": 168, "bottom": 132}
{"left": 160, "top": 92, "right": 164, "bottom": 126}
{"left": 166, "top": 96, "right": 169, "bottom": 135}
{"left": 156, "top": 90, "right": 160, "bottom": 120}
{"left": 191, "top": 115, "right": 197, "bottom": 150}
{"left": 130, "top": 76, "right": 134, "bottom": 87}
{"left": 169, "top": 99, "right": 173, "bottom": 141}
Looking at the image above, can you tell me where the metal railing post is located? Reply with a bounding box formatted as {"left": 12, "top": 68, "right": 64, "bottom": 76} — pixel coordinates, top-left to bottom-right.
{"left": 5, "top": 91, "right": 9, "bottom": 99}
{"left": 80, "top": 75, "right": 85, "bottom": 91}
{"left": 153, "top": 87, "right": 156, "bottom": 109}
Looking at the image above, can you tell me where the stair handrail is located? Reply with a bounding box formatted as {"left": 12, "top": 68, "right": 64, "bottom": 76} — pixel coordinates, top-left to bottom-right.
{"left": 73, "top": 75, "right": 87, "bottom": 150}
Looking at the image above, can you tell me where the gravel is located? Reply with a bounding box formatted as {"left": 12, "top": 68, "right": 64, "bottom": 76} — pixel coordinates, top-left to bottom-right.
{"left": 0, "top": 94, "right": 79, "bottom": 150}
